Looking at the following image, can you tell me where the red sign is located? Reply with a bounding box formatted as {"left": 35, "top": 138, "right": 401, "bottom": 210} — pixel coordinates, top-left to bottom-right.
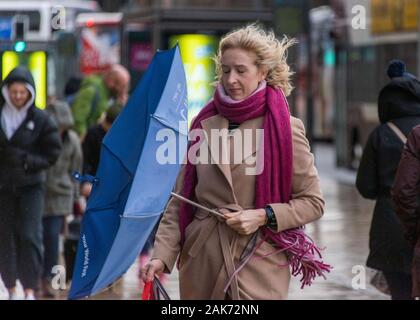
{"left": 79, "top": 28, "right": 120, "bottom": 75}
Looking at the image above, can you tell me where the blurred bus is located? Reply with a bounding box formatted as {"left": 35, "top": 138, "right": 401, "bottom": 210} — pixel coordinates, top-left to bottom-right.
{"left": 330, "top": 0, "right": 419, "bottom": 168}
{"left": 0, "top": 0, "right": 99, "bottom": 41}
{"left": 0, "top": 0, "right": 99, "bottom": 107}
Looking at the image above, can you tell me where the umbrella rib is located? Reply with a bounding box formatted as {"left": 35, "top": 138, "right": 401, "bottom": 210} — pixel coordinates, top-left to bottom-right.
{"left": 151, "top": 114, "right": 188, "bottom": 135}
{"left": 122, "top": 212, "right": 163, "bottom": 218}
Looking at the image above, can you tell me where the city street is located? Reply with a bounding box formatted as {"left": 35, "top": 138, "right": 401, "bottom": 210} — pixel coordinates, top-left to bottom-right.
{"left": 92, "top": 143, "right": 389, "bottom": 300}
{"left": 2, "top": 0, "right": 417, "bottom": 302}
{"left": 0, "top": 143, "right": 389, "bottom": 300}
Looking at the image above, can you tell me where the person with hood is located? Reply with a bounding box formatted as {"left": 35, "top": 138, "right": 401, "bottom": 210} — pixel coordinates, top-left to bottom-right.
{"left": 42, "top": 99, "right": 82, "bottom": 298}
{"left": 392, "top": 124, "right": 420, "bottom": 299}
{"left": 0, "top": 67, "right": 62, "bottom": 300}
{"left": 356, "top": 60, "right": 420, "bottom": 300}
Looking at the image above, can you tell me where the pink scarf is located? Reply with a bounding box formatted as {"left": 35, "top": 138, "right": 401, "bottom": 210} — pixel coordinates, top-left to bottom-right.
{"left": 179, "top": 84, "right": 331, "bottom": 289}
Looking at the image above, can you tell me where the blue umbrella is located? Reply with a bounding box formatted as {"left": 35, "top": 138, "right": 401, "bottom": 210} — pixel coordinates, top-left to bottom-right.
{"left": 68, "top": 45, "right": 188, "bottom": 299}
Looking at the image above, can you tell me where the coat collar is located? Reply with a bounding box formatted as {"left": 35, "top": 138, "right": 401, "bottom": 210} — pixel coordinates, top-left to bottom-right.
{"left": 0, "top": 103, "right": 35, "bottom": 143}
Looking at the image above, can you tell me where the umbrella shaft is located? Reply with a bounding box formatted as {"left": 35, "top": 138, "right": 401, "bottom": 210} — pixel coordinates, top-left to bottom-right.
{"left": 170, "top": 192, "right": 226, "bottom": 219}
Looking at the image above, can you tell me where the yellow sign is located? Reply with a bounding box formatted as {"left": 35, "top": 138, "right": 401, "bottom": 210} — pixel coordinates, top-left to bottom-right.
{"left": 371, "top": 0, "right": 418, "bottom": 34}
{"left": 1, "top": 51, "right": 47, "bottom": 109}
{"left": 169, "top": 34, "right": 218, "bottom": 126}
{"left": 28, "top": 51, "right": 47, "bottom": 109}
{"left": 402, "top": 0, "right": 418, "bottom": 30}
{"left": 2, "top": 52, "right": 19, "bottom": 79}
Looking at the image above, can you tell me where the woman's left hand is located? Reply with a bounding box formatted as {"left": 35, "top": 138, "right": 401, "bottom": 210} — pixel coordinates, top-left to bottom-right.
{"left": 223, "top": 209, "right": 267, "bottom": 235}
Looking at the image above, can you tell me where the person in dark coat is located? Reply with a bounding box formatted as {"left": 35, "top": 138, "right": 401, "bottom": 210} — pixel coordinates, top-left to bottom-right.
{"left": 80, "top": 104, "right": 121, "bottom": 197}
{"left": 42, "top": 99, "right": 82, "bottom": 297}
{"left": 0, "top": 67, "right": 62, "bottom": 300}
{"left": 356, "top": 61, "right": 420, "bottom": 300}
{"left": 392, "top": 124, "right": 420, "bottom": 298}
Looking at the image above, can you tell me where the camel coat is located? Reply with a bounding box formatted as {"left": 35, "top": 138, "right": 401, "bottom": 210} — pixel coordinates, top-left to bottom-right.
{"left": 152, "top": 115, "right": 325, "bottom": 300}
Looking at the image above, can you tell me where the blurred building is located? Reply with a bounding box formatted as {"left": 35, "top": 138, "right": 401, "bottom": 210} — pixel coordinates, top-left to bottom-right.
{"left": 0, "top": 0, "right": 100, "bottom": 106}
{"left": 330, "top": 0, "right": 419, "bottom": 168}
{"left": 121, "top": 0, "right": 273, "bottom": 122}
{"left": 97, "top": 0, "right": 129, "bottom": 12}
{"left": 277, "top": 0, "right": 420, "bottom": 169}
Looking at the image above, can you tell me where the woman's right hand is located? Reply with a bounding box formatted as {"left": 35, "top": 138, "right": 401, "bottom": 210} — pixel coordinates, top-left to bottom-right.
{"left": 140, "top": 259, "right": 165, "bottom": 283}
{"left": 80, "top": 182, "right": 92, "bottom": 198}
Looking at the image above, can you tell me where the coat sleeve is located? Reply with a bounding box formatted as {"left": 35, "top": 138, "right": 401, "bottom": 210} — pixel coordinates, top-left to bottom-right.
{"left": 82, "top": 129, "right": 97, "bottom": 176}
{"left": 69, "top": 131, "right": 83, "bottom": 200}
{"left": 391, "top": 129, "right": 420, "bottom": 245}
{"left": 24, "top": 114, "right": 62, "bottom": 172}
{"left": 268, "top": 118, "right": 325, "bottom": 232}
{"left": 151, "top": 165, "right": 185, "bottom": 273}
{"left": 356, "top": 130, "right": 378, "bottom": 199}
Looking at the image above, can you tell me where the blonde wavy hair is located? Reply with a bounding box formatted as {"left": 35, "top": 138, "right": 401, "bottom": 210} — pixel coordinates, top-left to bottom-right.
{"left": 214, "top": 23, "right": 296, "bottom": 96}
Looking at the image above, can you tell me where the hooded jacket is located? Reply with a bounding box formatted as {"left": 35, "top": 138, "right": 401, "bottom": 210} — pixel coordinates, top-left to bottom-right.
{"left": 356, "top": 76, "right": 420, "bottom": 273}
{"left": 0, "top": 67, "right": 62, "bottom": 190}
{"left": 44, "top": 100, "right": 82, "bottom": 216}
{"left": 378, "top": 76, "right": 420, "bottom": 124}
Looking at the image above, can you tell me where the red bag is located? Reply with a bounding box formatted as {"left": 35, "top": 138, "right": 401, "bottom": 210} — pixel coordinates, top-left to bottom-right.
{"left": 141, "top": 277, "right": 170, "bottom": 300}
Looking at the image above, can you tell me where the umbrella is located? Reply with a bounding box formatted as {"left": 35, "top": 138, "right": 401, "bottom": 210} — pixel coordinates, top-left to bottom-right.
{"left": 68, "top": 45, "right": 188, "bottom": 299}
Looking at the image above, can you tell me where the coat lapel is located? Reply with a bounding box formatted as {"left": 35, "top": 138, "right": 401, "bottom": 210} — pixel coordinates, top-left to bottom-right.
{"left": 200, "top": 115, "right": 264, "bottom": 191}
{"left": 201, "top": 114, "right": 233, "bottom": 189}
{"left": 230, "top": 116, "right": 264, "bottom": 171}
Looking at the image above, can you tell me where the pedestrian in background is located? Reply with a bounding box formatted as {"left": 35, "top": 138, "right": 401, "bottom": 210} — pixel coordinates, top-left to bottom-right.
{"left": 392, "top": 124, "right": 420, "bottom": 299}
{"left": 0, "top": 67, "right": 61, "bottom": 300}
{"left": 63, "top": 76, "right": 83, "bottom": 108}
{"left": 80, "top": 104, "right": 122, "bottom": 199}
{"left": 141, "top": 24, "right": 326, "bottom": 300}
{"left": 42, "top": 99, "right": 82, "bottom": 298}
{"left": 356, "top": 60, "right": 420, "bottom": 300}
{"left": 71, "top": 64, "right": 130, "bottom": 139}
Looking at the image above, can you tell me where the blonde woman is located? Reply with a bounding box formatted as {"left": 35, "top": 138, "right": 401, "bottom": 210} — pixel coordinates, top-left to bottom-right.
{"left": 141, "top": 24, "right": 328, "bottom": 300}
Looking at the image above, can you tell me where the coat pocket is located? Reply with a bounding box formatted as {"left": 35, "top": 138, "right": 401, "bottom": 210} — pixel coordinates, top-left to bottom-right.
{"left": 187, "top": 217, "right": 218, "bottom": 258}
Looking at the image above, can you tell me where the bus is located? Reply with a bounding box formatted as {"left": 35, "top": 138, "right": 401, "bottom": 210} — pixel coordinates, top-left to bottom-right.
{"left": 0, "top": 0, "right": 99, "bottom": 41}
{"left": 0, "top": 0, "right": 99, "bottom": 108}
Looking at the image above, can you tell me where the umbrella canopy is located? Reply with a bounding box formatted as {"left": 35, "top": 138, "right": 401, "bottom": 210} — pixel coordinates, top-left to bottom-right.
{"left": 68, "top": 45, "right": 188, "bottom": 299}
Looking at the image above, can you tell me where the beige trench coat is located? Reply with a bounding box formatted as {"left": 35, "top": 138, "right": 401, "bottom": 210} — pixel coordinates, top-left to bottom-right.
{"left": 152, "top": 115, "right": 325, "bottom": 300}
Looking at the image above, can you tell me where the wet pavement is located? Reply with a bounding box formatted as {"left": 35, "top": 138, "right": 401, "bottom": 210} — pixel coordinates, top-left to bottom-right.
{"left": 288, "top": 143, "right": 387, "bottom": 300}
{"left": 0, "top": 143, "right": 390, "bottom": 300}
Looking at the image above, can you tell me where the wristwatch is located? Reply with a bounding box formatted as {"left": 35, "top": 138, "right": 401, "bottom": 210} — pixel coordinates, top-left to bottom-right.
{"left": 264, "top": 206, "right": 277, "bottom": 230}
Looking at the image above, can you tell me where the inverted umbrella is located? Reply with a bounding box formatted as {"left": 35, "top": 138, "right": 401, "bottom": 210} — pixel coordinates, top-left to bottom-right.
{"left": 68, "top": 45, "right": 188, "bottom": 299}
